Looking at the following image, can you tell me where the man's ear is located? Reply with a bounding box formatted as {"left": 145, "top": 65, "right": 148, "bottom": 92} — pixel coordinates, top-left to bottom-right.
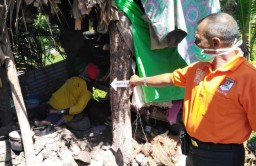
{"left": 212, "top": 37, "right": 221, "bottom": 48}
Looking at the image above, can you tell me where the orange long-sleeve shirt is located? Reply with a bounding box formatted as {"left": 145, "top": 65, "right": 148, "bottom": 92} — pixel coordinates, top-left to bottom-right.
{"left": 171, "top": 50, "right": 256, "bottom": 143}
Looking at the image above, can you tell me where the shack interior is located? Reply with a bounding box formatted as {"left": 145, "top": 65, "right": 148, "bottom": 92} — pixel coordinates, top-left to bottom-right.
{"left": 0, "top": 0, "right": 255, "bottom": 165}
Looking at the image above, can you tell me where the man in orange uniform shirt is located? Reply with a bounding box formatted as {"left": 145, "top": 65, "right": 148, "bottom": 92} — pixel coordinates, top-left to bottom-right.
{"left": 130, "top": 13, "right": 256, "bottom": 166}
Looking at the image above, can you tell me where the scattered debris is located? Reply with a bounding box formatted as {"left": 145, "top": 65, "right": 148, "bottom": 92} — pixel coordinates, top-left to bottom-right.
{"left": 130, "top": 131, "right": 185, "bottom": 166}
{"left": 0, "top": 122, "right": 255, "bottom": 166}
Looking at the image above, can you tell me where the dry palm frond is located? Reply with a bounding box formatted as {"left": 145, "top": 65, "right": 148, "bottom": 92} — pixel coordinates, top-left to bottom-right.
{"left": 151, "top": 132, "right": 174, "bottom": 166}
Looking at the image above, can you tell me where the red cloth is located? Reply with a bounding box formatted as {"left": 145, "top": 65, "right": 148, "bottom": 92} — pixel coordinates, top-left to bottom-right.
{"left": 86, "top": 63, "right": 100, "bottom": 80}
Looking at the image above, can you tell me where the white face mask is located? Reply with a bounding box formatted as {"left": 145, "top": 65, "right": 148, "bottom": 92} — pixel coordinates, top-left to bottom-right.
{"left": 194, "top": 39, "right": 243, "bottom": 62}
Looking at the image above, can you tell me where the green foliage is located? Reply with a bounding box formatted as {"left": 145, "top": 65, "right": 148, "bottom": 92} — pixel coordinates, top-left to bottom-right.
{"left": 250, "top": 3, "right": 256, "bottom": 61}
{"left": 33, "top": 11, "right": 49, "bottom": 29}
{"left": 236, "top": 0, "right": 250, "bottom": 35}
{"left": 248, "top": 131, "right": 256, "bottom": 153}
{"left": 220, "top": 0, "right": 256, "bottom": 61}
{"left": 14, "top": 10, "right": 66, "bottom": 71}
{"left": 249, "top": 131, "right": 256, "bottom": 144}
{"left": 33, "top": 10, "right": 64, "bottom": 65}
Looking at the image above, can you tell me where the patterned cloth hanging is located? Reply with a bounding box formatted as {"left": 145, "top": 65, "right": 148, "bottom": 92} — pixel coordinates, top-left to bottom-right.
{"left": 178, "top": 0, "right": 221, "bottom": 64}
{"left": 141, "top": 0, "right": 221, "bottom": 64}
{"left": 141, "top": 0, "right": 187, "bottom": 49}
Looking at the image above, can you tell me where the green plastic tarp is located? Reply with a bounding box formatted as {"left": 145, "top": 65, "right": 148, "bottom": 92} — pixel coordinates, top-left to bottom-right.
{"left": 114, "top": 0, "right": 188, "bottom": 103}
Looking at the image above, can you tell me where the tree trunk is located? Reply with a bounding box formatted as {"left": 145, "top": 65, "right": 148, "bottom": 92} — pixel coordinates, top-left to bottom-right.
{"left": 109, "top": 14, "right": 133, "bottom": 165}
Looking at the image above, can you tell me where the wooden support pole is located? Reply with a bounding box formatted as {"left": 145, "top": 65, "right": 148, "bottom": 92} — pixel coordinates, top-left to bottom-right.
{"left": 2, "top": 27, "right": 36, "bottom": 165}
{"left": 0, "top": 65, "right": 13, "bottom": 126}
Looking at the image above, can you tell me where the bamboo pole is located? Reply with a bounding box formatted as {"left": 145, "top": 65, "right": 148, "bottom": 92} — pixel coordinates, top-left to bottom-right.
{"left": 2, "top": 26, "right": 36, "bottom": 165}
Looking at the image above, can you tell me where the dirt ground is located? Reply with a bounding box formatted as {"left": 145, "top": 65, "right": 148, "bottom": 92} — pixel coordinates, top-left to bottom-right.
{"left": 0, "top": 118, "right": 255, "bottom": 166}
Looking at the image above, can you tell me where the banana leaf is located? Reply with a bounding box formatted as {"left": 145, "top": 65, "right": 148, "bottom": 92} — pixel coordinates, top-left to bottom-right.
{"left": 220, "top": 0, "right": 256, "bottom": 61}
